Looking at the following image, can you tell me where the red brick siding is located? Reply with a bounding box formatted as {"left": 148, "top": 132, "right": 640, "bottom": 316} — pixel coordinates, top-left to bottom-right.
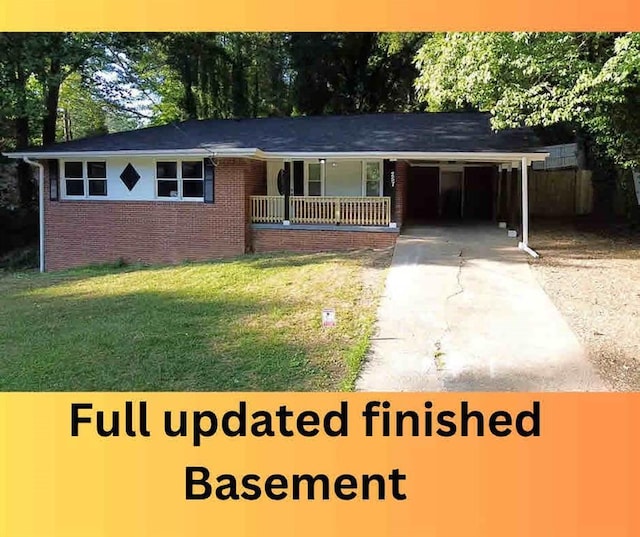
{"left": 252, "top": 228, "right": 398, "bottom": 254}
{"left": 395, "top": 160, "right": 409, "bottom": 227}
{"left": 41, "top": 156, "right": 396, "bottom": 271}
{"left": 243, "top": 160, "right": 267, "bottom": 251}
{"left": 43, "top": 158, "right": 257, "bottom": 271}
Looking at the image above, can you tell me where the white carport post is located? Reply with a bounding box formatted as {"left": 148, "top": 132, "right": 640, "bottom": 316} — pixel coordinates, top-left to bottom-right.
{"left": 518, "top": 156, "right": 539, "bottom": 258}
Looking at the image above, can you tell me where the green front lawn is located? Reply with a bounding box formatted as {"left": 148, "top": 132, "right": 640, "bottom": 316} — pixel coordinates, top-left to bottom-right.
{"left": 0, "top": 250, "right": 391, "bottom": 391}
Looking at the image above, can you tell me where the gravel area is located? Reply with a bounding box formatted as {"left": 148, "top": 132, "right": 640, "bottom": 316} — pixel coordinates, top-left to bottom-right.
{"left": 529, "top": 221, "right": 640, "bottom": 391}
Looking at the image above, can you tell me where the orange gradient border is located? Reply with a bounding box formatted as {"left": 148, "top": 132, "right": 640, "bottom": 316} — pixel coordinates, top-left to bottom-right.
{"left": 2, "top": 6, "right": 640, "bottom": 535}
{"left": 0, "top": 0, "right": 639, "bottom": 31}
{"left": 1, "top": 393, "right": 640, "bottom": 536}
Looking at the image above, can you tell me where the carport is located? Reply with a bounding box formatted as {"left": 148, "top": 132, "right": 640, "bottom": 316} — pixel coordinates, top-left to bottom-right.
{"left": 401, "top": 153, "right": 547, "bottom": 257}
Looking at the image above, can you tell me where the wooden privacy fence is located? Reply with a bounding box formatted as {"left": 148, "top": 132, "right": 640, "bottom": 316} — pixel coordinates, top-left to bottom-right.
{"left": 529, "top": 170, "right": 593, "bottom": 216}
{"left": 251, "top": 196, "right": 391, "bottom": 226}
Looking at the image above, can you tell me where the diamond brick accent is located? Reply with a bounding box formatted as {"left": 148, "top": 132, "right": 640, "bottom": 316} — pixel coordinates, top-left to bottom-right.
{"left": 120, "top": 163, "right": 141, "bottom": 191}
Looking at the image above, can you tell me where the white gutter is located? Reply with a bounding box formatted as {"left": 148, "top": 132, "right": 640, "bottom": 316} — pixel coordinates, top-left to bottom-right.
{"left": 5, "top": 148, "right": 261, "bottom": 159}
{"left": 5, "top": 148, "right": 550, "bottom": 163}
{"left": 517, "top": 155, "right": 539, "bottom": 258}
{"left": 519, "top": 243, "right": 540, "bottom": 258}
{"left": 256, "top": 150, "right": 549, "bottom": 162}
{"left": 22, "top": 158, "right": 45, "bottom": 273}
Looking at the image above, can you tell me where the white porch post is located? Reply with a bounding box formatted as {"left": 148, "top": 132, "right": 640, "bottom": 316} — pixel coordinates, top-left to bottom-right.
{"left": 518, "top": 156, "right": 539, "bottom": 258}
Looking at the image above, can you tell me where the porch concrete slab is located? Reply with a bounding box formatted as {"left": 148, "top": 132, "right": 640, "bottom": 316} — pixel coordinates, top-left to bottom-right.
{"left": 356, "top": 225, "right": 607, "bottom": 392}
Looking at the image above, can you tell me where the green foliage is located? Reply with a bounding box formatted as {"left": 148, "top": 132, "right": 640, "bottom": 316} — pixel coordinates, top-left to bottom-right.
{"left": 156, "top": 32, "right": 293, "bottom": 119}
{"left": 0, "top": 33, "right": 51, "bottom": 148}
{"left": 416, "top": 33, "right": 595, "bottom": 125}
{"left": 0, "top": 244, "right": 38, "bottom": 272}
{"left": 290, "top": 32, "right": 426, "bottom": 115}
{"left": 578, "top": 34, "right": 640, "bottom": 167}
{"left": 0, "top": 32, "right": 146, "bottom": 209}
{"left": 57, "top": 72, "right": 108, "bottom": 140}
{"left": 134, "top": 32, "right": 426, "bottom": 120}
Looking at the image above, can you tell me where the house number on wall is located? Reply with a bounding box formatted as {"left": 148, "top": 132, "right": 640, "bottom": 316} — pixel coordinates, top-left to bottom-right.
{"left": 391, "top": 171, "right": 396, "bottom": 187}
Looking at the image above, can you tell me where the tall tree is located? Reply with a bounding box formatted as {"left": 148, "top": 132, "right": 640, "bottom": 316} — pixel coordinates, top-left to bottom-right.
{"left": 56, "top": 72, "right": 109, "bottom": 141}
{"left": 414, "top": 32, "right": 640, "bottom": 223}
{"left": 289, "top": 33, "right": 426, "bottom": 115}
{"left": 0, "top": 33, "right": 46, "bottom": 206}
{"left": 0, "top": 32, "right": 123, "bottom": 206}
{"left": 155, "top": 33, "right": 292, "bottom": 120}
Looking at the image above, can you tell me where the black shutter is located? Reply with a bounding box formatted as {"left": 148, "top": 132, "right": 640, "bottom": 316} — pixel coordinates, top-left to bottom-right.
{"left": 293, "top": 161, "right": 304, "bottom": 195}
{"left": 383, "top": 159, "right": 396, "bottom": 221}
{"left": 48, "top": 160, "right": 59, "bottom": 201}
{"left": 283, "top": 162, "right": 291, "bottom": 191}
{"left": 204, "top": 158, "right": 215, "bottom": 203}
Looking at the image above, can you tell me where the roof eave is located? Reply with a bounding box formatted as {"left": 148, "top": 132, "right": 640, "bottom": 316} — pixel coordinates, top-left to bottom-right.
{"left": 259, "top": 151, "right": 550, "bottom": 162}
{"left": 3, "top": 148, "right": 549, "bottom": 163}
{"left": 2, "top": 147, "right": 261, "bottom": 159}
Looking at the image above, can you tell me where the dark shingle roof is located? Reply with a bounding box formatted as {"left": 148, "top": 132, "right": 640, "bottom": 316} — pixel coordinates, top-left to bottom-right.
{"left": 26, "top": 113, "right": 543, "bottom": 154}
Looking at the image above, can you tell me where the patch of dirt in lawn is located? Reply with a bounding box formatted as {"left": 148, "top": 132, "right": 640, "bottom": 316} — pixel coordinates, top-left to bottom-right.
{"left": 357, "top": 246, "right": 394, "bottom": 297}
{"left": 530, "top": 221, "right": 640, "bottom": 391}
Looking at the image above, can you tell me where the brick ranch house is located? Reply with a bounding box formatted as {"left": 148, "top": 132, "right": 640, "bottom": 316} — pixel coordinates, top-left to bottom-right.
{"left": 5, "top": 113, "right": 548, "bottom": 272}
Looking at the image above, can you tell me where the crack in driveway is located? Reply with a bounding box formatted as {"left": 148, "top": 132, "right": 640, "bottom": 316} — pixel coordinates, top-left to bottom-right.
{"left": 433, "top": 248, "right": 466, "bottom": 369}
{"left": 356, "top": 225, "right": 606, "bottom": 392}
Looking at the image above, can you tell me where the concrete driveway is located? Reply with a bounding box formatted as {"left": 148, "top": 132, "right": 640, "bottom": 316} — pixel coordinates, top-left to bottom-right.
{"left": 356, "top": 225, "right": 607, "bottom": 392}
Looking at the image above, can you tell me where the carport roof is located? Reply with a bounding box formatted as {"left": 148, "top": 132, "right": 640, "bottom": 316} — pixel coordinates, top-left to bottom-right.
{"left": 5, "top": 112, "right": 547, "bottom": 159}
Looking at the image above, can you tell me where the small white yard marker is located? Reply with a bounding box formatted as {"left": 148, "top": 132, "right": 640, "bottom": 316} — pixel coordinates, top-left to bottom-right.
{"left": 322, "top": 308, "right": 336, "bottom": 328}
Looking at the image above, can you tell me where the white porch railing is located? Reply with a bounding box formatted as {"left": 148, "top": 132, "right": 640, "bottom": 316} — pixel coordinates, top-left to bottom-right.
{"left": 251, "top": 196, "right": 391, "bottom": 226}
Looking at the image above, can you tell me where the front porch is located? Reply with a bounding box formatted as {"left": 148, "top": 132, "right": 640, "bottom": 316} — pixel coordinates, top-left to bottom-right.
{"left": 250, "top": 195, "right": 393, "bottom": 227}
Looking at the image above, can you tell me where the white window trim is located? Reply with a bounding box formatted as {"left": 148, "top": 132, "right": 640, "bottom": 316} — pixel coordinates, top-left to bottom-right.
{"left": 154, "top": 159, "right": 205, "bottom": 201}
{"left": 362, "top": 160, "right": 383, "bottom": 197}
{"left": 304, "top": 159, "right": 385, "bottom": 197}
{"left": 60, "top": 160, "right": 108, "bottom": 200}
{"left": 304, "top": 160, "right": 325, "bottom": 196}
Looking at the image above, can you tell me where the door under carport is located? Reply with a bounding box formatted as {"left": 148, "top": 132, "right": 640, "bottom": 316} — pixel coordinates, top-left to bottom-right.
{"left": 405, "top": 164, "right": 496, "bottom": 222}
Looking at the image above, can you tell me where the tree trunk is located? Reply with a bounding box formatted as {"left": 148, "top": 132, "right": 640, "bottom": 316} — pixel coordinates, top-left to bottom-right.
{"left": 182, "top": 61, "right": 198, "bottom": 119}
{"left": 15, "top": 116, "right": 35, "bottom": 209}
{"left": 15, "top": 66, "right": 35, "bottom": 209}
{"left": 42, "top": 60, "right": 62, "bottom": 145}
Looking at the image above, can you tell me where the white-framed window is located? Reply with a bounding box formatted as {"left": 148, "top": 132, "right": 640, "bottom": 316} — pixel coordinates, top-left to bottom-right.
{"left": 305, "top": 159, "right": 384, "bottom": 197}
{"left": 156, "top": 160, "right": 204, "bottom": 200}
{"left": 306, "top": 162, "right": 323, "bottom": 196}
{"left": 363, "top": 161, "right": 382, "bottom": 197}
{"left": 62, "top": 161, "right": 107, "bottom": 198}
